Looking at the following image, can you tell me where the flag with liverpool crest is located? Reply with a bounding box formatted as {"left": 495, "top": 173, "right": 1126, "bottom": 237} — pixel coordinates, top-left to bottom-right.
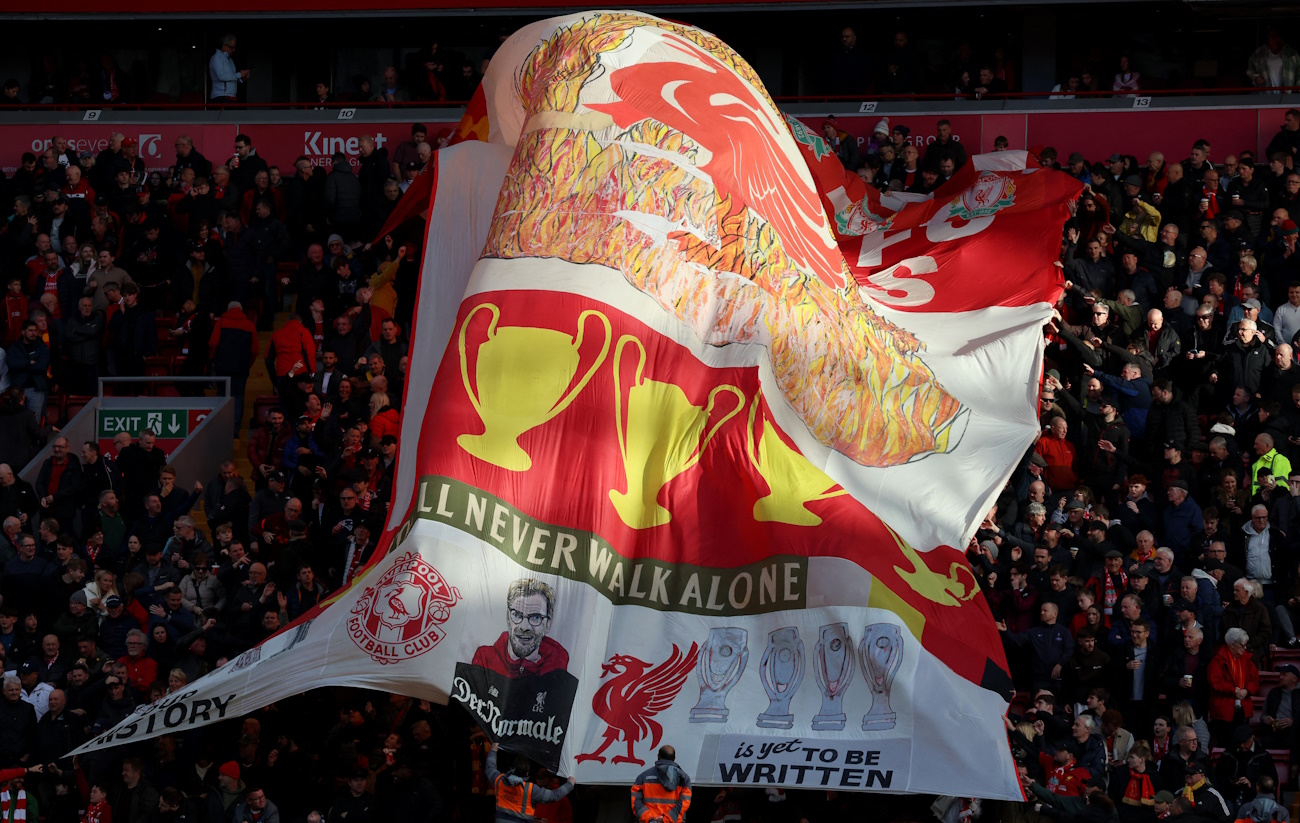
{"left": 76, "top": 12, "right": 1082, "bottom": 800}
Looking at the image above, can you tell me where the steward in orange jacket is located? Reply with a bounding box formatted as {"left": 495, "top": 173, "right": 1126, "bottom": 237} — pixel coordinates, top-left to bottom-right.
{"left": 485, "top": 743, "right": 575, "bottom": 823}
{"left": 631, "top": 746, "right": 691, "bottom": 823}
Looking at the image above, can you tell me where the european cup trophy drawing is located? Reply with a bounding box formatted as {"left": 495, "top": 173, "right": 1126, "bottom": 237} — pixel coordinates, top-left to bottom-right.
{"left": 690, "top": 627, "right": 748, "bottom": 723}
{"left": 756, "top": 627, "right": 804, "bottom": 729}
{"left": 811, "top": 623, "right": 854, "bottom": 731}
{"left": 859, "top": 623, "right": 903, "bottom": 731}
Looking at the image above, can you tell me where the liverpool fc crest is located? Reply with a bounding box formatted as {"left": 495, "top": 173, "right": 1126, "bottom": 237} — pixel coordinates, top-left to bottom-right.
{"left": 949, "top": 171, "right": 1016, "bottom": 220}
{"left": 348, "top": 552, "right": 461, "bottom": 664}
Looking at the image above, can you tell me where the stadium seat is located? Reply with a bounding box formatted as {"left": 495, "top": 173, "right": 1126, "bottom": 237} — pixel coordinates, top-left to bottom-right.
{"left": 252, "top": 396, "right": 281, "bottom": 426}
{"left": 1269, "top": 750, "right": 1290, "bottom": 787}
{"left": 44, "top": 394, "right": 66, "bottom": 427}
{"left": 1271, "top": 645, "right": 1300, "bottom": 665}
{"left": 66, "top": 395, "right": 93, "bottom": 421}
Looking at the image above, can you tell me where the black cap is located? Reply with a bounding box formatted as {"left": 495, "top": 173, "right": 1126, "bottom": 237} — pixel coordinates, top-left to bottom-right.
{"left": 1163, "top": 441, "right": 1183, "bottom": 453}
{"left": 1226, "top": 209, "right": 1246, "bottom": 223}
{"left": 1233, "top": 725, "right": 1255, "bottom": 745}
{"left": 104, "top": 594, "right": 122, "bottom": 607}
{"left": 360, "top": 447, "right": 379, "bottom": 459}
{"left": 1065, "top": 499, "right": 1086, "bottom": 511}
{"left": 1202, "top": 558, "right": 1225, "bottom": 571}
{"left": 1123, "top": 174, "right": 1142, "bottom": 187}
{"left": 1185, "top": 761, "right": 1206, "bottom": 775}
{"left": 93, "top": 195, "right": 108, "bottom": 205}
{"left": 19, "top": 660, "right": 37, "bottom": 674}
{"left": 1068, "top": 152, "right": 1085, "bottom": 164}
{"left": 1169, "top": 479, "right": 1189, "bottom": 491}
{"left": 1105, "top": 549, "right": 1124, "bottom": 559}
{"left": 380, "top": 434, "right": 398, "bottom": 446}
{"left": 287, "top": 519, "right": 308, "bottom": 532}
{"left": 1131, "top": 567, "right": 1149, "bottom": 578}
{"left": 267, "top": 470, "right": 286, "bottom": 483}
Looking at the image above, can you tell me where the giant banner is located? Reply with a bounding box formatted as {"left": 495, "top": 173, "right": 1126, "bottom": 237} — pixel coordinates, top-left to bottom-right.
{"left": 75, "top": 12, "right": 1080, "bottom": 799}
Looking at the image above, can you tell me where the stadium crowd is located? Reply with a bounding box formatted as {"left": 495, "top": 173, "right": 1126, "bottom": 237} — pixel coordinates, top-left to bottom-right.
{"left": 946, "top": 106, "right": 1300, "bottom": 821}
{"left": 7, "top": 54, "right": 1300, "bottom": 823}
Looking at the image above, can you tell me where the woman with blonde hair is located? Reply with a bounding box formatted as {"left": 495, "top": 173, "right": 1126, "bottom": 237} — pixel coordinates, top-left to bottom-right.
{"left": 368, "top": 391, "right": 400, "bottom": 445}
{"left": 1171, "top": 701, "right": 1210, "bottom": 752}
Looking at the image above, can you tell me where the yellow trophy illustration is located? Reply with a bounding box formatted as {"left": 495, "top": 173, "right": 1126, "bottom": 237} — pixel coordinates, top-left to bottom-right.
{"left": 457, "top": 302, "right": 611, "bottom": 471}
{"left": 609, "top": 335, "right": 743, "bottom": 529}
{"left": 746, "top": 396, "right": 846, "bottom": 526}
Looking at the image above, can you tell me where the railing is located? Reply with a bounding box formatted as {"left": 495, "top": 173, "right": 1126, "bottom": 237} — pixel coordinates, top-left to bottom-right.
{"left": 97, "top": 375, "right": 232, "bottom": 397}
{"left": 6, "top": 85, "right": 1300, "bottom": 112}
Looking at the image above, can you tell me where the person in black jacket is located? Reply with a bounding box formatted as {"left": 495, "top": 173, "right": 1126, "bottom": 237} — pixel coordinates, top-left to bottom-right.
{"left": 108, "top": 283, "right": 157, "bottom": 379}
{"left": 1212, "top": 725, "right": 1277, "bottom": 813}
{"left": 1147, "top": 381, "right": 1200, "bottom": 456}
{"left": 1259, "top": 663, "right": 1300, "bottom": 755}
{"left": 0, "top": 674, "right": 37, "bottom": 766}
{"left": 1213, "top": 321, "right": 1272, "bottom": 402}
{"left": 35, "top": 436, "right": 83, "bottom": 528}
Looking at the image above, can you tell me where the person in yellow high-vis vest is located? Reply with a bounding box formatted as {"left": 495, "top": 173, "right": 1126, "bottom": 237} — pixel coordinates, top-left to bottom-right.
{"left": 485, "top": 743, "right": 575, "bottom": 823}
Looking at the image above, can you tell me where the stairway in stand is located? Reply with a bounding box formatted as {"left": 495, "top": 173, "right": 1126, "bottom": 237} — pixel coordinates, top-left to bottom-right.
{"left": 198, "top": 321, "right": 278, "bottom": 535}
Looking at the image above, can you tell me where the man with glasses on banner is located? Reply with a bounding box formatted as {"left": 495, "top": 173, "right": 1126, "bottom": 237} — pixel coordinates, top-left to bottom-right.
{"left": 472, "top": 579, "right": 570, "bottom": 679}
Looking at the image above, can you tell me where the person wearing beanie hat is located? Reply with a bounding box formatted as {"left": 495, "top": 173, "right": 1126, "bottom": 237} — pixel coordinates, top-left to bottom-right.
{"left": 864, "top": 116, "right": 889, "bottom": 155}
{"left": 819, "top": 116, "right": 860, "bottom": 173}
{"left": 890, "top": 124, "right": 910, "bottom": 153}
{"left": 208, "top": 762, "right": 247, "bottom": 823}
{"left": 1259, "top": 664, "right": 1300, "bottom": 751}
{"left": 1212, "top": 725, "right": 1274, "bottom": 811}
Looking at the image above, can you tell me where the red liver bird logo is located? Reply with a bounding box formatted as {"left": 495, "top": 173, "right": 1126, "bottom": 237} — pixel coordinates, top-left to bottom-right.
{"left": 588, "top": 34, "right": 844, "bottom": 289}
{"left": 575, "top": 642, "right": 699, "bottom": 766}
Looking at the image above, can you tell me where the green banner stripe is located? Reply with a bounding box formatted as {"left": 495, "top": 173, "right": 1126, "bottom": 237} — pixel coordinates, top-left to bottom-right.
{"left": 399, "top": 475, "right": 807, "bottom": 617}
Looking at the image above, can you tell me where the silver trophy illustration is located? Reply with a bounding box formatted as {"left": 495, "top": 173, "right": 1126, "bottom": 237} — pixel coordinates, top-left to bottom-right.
{"left": 859, "top": 622, "right": 903, "bottom": 731}
{"left": 757, "top": 627, "right": 804, "bottom": 729}
{"left": 812, "top": 623, "right": 855, "bottom": 730}
{"left": 690, "top": 627, "right": 748, "bottom": 723}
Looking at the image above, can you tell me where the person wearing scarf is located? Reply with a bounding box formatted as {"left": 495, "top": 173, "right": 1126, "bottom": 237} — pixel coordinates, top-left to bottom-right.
{"left": 1179, "top": 762, "right": 1231, "bottom": 821}
{"left": 0, "top": 772, "right": 36, "bottom": 823}
{"left": 1207, "top": 628, "right": 1260, "bottom": 742}
{"left": 1089, "top": 551, "right": 1129, "bottom": 617}
{"left": 1108, "top": 743, "right": 1158, "bottom": 823}
{"left": 1151, "top": 716, "right": 1172, "bottom": 762}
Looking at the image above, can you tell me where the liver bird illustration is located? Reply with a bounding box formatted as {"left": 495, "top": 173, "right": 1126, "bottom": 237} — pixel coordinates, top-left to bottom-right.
{"left": 575, "top": 642, "right": 699, "bottom": 766}
{"left": 588, "top": 34, "right": 845, "bottom": 290}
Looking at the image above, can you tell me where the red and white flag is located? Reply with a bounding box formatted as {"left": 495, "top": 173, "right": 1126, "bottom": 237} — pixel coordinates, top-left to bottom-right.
{"left": 76, "top": 12, "right": 1079, "bottom": 800}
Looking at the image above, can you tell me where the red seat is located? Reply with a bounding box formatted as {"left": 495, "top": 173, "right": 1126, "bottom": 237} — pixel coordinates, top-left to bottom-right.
{"left": 66, "top": 395, "right": 93, "bottom": 420}
{"left": 1271, "top": 645, "right": 1300, "bottom": 665}
{"left": 1270, "top": 750, "right": 1291, "bottom": 787}
{"left": 144, "top": 356, "right": 171, "bottom": 377}
{"left": 252, "top": 396, "right": 281, "bottom": 426}
{"left": 44, "top": 394, "right": 66, "bottom": 427}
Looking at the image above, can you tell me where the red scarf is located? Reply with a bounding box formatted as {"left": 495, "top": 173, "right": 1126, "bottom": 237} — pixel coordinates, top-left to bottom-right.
{"left": 1123, "top": 770, "right": 1155, "bottom": 806}
{"left": 84, "top": 799, "right": 110, "bottom": 823}
{"left": 1152, "top": 736, "right": 1170, "bottom": 762}
{"left": 1103, "top": 571, "right": 1128, "bottom": 614}
{"left": 1202, "top": 188, "right": 1220, "bottom": 219}
{"left": 1, "top": 787, "right": 26, "bottom": 822}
